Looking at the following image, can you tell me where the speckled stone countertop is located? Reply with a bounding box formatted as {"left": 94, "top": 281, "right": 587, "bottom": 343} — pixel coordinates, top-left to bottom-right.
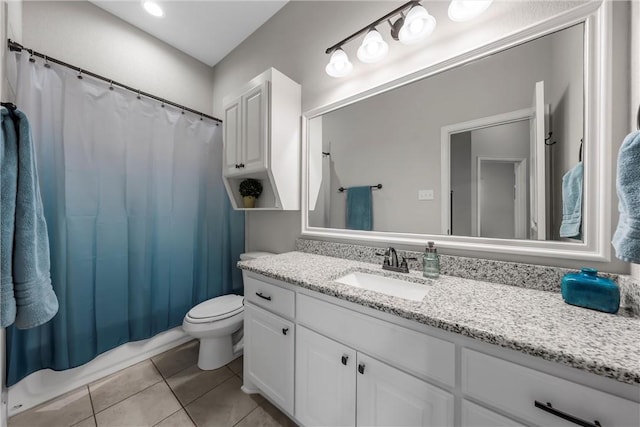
{"left": 238, "top": 251, "right": 640, "bottom": 386}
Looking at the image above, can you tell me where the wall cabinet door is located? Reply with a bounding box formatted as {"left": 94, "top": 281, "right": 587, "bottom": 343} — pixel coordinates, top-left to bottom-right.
{"left": 241, "top": 81, "right": 269, "bottom": 173}
{"left": 356, "top": 354, "right": 454, "bottom": 427}
{"left": 295, "top": 326, "right": 356, "bottom": 427}
{"left": 244, "top": 303, "right": 294, "bottom": 414}
{"left": 222, "top": 81, "right": 269, "bottom": 176}
{"left": 223, "top": 97, "right": 241, "bottom": 175}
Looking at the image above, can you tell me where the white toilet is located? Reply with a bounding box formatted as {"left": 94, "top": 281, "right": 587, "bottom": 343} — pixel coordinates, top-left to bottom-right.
{"left": 182, "top": 252, "right": 273, "bottom": 370}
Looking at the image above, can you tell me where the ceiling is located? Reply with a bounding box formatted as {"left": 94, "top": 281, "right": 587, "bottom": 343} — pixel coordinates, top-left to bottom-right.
{"left": 89, "top": 1, "right": 289, "bottom": 67}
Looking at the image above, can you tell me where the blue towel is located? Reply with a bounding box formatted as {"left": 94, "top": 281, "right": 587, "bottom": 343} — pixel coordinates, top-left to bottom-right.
{"left": 1, "top": 107, "right": 19, "bottom": 327}
{"left": 346, "top": 186, "right": 372, "bottom": 231}
{"left": 559, "top": 162, "right": 583, "bottom": 239}
{"left": 1, "top": 107, "right": 58, "bottom": 329}
{"left": 612, "top": 130, "right": 640, "bottom": 263}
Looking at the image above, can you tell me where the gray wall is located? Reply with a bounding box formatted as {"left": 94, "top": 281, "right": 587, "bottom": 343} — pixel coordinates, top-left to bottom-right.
{"left": 211, "top": 0, "right": 631, "bottom": 273}
{"left": 19, "top": 1, "right": 214, "bottom": 115}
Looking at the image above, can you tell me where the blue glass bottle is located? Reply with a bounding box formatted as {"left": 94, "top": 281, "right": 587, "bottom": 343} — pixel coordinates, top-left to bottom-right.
{"left": 561, "top": 268, "right": 620, "bottom": 314}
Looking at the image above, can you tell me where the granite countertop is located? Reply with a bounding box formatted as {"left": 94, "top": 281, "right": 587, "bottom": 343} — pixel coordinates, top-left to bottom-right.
{"left": 238, "top": 251, "right": 640, "bottom": 386}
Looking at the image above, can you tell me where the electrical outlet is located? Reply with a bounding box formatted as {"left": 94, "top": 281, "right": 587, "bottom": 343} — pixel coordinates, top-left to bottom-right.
{"left": 418, "top": 189, "right": 434, "bottom": 201}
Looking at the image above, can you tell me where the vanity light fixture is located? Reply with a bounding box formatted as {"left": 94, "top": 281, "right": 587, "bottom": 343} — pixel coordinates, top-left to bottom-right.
{"left": 357, "top": 29, "right": 389, "bottom": 63}
{"left": 325, "top": 48, "right": 354, "bottom": 78}
{"left": 143, "top": 1, "right": 164, "bottom": 18}
{"left": 448, "top": 0, "right": 493, "bottom": 22}
{"left": 325, "top": 1, "right": 435, "bottom": 77}
{"left": 397, "top": 4, "right": 436, "bottom": 45}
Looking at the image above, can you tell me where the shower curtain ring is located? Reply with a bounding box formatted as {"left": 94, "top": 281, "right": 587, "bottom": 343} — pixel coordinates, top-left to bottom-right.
{"left": 43, "top": 56, "right": 51, "bottom": 68}
{"left": 137, "top": 90, "right": 141, "bottom": 100}
{"left": 200, "top": 114, "right": 203, "bottom": 121}
{"left": 29, "top": 50, "right": 35, "bottom": 63}
{"left": 77, "top": 69, "right": 83, "bottom": 80}
{"left": 161, "top": 99, "right": 165, "bottom": 108}
{"left": 109, "top": 80, "right": 114, "bottom": 91}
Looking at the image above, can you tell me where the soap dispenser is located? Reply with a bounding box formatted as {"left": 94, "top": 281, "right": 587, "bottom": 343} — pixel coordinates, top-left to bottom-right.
{"left": 423, "top": 241, "right": 440, "bottom": 279}
{"left": 561, "top": 268, "right": 620, "bottom": 314}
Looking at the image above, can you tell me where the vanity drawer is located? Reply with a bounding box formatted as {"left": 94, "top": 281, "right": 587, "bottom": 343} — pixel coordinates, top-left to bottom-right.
{"left": 244, "top": 275, "right": 295, "bottom": 319}
{"left": 297, "top": 293, "right": 455, "bottom": 387}
{"left": 462, "top": 349, "right": 640, "bottom": 427}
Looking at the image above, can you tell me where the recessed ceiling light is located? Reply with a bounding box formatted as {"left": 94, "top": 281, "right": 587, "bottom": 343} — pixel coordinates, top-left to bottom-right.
{"left": 143, "top": 1, "right": 164, "bottom": 18}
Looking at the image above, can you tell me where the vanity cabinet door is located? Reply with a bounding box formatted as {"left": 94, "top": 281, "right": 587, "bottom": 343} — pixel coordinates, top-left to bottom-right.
{"left": 356, "top": 353, "right": 454, "bottom": 427}
{"left": 295, "top": 326, "right": 356, "bottom": 427}
{"left": 244, "top": 303, "right": 294, "bottom": 414}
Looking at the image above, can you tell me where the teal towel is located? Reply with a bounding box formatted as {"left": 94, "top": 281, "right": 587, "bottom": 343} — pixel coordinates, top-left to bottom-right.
{"left": 1, "top": 107, "right": 58, "bottom": 329}
{"left": 346, "top": 186, "right": 372, "bottom": 231}
{"left": 559, "top": 162, "right": 583, "bottom": 239}
{"left": 612, "top": 130, "right": 640, "bottom": 263}
{"left": 1, "top": 107, "right": 18, "bottom": 327}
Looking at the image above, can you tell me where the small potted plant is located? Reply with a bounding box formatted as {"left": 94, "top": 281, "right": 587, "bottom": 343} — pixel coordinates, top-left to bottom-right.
{"left": 239, "top": 178, "right": 263, "bottom": 208}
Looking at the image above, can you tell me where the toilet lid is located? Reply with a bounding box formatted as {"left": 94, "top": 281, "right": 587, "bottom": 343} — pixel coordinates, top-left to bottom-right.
{"left": 187, "top": 294, "right": 244, "bottom": 322}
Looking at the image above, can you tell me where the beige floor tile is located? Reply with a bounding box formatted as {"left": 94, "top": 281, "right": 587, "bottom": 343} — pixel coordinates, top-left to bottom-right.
{"left": 8, "top": 386, "right": 93, "bottom": 427}
{"left": 95, "top": 382, "right": 181, "bottom": 427}
{"left": 154, "top": 410, "right": 195, "bottom": 427}
{"left": 234, "top": 401, "right": 297, "bottom": 427}
{"left": 185, "top": 376, "right": 263, "bottom": 427}
{"left": 72, "top": 416, "right": 97, "bottom": 427}
{"left": 89, "top": 360, "right": 163, "bottom": 413}
{"left": 152, "top": 340, "right": 199, "bottom": 378}
{"left": 226, "top": 356, "right": 242, "bottom": 377}
{"left": 166, "top": 364, "right": 234, "bottom": 406}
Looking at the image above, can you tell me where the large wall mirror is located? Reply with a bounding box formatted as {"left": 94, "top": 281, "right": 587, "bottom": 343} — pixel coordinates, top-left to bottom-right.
{"left": 302, "top": 2, "right": 612, "bottom": 261}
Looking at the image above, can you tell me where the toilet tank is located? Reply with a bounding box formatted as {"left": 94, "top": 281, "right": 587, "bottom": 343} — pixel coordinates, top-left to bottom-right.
{"left": 240, "top": 252, "right": 275, "bottom": 261}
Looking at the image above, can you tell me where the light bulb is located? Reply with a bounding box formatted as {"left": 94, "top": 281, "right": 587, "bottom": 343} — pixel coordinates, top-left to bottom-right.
{"left": 448, "top": 0, "right": 493, "bottom": 22}
{"left": 325, "top": 49, "right": 353, "bottom": 78}
{"left": 357, "top": 29, "right": 389, "bottom": 64}
{"left": 143, "top": 1, "right": 164, "bottom": 17}
{"left": 398, "top": 5, "right": 436, "bottom": 45}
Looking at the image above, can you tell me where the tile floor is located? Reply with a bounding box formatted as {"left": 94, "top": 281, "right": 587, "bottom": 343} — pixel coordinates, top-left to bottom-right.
{"left": 8, "top": 341, "right": 297, "bottom": 427}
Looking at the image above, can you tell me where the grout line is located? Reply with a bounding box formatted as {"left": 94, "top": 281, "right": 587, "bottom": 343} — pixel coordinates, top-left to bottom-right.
{"left": 86, "top": 385, "right": 96, "bottom": 416}
{"left": 92, "top": 380, "right": 161, "bottom": 416}
{"left": 151, "top": 407, "right": 183, "bottom": 427}
{"left": 232, "top": 405, "right": 260, "bottom": 427}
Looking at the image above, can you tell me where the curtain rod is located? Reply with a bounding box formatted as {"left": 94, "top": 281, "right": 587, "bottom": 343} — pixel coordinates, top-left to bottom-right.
{"left": 7, "top": 39, "right": 222, "bottom": 124}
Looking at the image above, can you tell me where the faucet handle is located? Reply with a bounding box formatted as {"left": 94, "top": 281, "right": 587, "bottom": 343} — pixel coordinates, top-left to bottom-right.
{"left": 400, "top": 257, "right": 417, "bottom": 268}
{"left": 375, "top": 250, "right": 391, "bottom": 266}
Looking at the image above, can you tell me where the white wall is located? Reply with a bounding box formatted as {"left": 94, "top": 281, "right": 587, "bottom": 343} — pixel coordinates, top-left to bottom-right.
{"left": 20, "top": 1, "right": 214, "bottom": 115}
{"left": 211, "top": 0, "right": 631, "bottom": 272}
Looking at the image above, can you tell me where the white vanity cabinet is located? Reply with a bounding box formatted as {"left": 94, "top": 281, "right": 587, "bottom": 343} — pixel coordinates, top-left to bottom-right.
{"left": 241, "top": 272, "right": 640, "bottom": 427}
{"left": 222, "top": 68, "right": 301, "bottom": 210}
{"left": 295, "top": 325, "right": 453, "bottom": 427}
{"left": 242, "top": 276, "right": 295, "bottom": 414}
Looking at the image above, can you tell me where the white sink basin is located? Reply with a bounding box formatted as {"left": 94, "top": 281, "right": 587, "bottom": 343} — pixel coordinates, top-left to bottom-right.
{"left": 334, "top": 271, "right": 429, "bottom": 302}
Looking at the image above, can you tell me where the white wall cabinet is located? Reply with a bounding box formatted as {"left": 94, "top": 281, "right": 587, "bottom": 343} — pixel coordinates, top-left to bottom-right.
{"left": 222, "top": 68, "right": 301, "bottom": 210}
{"left": 242, "top": 272, "right": 640, "bottom": 427}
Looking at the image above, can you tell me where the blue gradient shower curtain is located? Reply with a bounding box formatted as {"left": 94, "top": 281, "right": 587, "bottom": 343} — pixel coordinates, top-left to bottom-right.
{"left": 5, "top": 53, "right": 244, "bottom": 386}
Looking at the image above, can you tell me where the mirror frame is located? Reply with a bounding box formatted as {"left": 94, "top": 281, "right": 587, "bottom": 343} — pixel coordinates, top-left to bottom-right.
{"left": 301, "top": 1, "right": 612, "bottom": 262}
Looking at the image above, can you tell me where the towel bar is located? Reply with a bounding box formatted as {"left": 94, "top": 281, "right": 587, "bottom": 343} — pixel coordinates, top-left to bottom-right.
{"left": 338, "top": 184, "right": 382, "bottom": 192}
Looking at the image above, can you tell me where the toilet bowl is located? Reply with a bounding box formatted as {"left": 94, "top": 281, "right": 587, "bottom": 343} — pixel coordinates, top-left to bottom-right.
{"left": 182, "top": 252, "right": 273, "bottom": 370}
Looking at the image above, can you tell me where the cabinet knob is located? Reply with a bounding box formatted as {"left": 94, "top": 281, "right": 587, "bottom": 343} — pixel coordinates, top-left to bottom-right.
{"left": 341, "top": 355, "right": 349, "bottom": 366}
{"left": 235, "top": 164, "right": 239, "bottom": 168}
{"left": 282, "top": 328, "right": 289, "bottom": 335}
{"left": 358, "top": 363, "right": 365, "bottom": 375}
{"left": 239, "top": 163, "right": 245, "bottom": 168}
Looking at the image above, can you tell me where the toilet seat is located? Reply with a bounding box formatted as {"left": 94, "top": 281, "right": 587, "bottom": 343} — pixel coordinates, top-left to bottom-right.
{"left": 186, "top": 294, "right": 244, "bottom": 324}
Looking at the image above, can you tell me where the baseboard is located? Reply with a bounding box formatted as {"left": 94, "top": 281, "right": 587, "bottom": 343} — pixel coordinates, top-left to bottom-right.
{"left": 7, "top": 327, "right": 191, "bottom": 417}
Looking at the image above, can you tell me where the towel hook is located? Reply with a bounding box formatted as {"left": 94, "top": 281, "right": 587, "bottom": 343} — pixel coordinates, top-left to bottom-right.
{"left": 544, "top": 132, "right": 557, "bottom": 146}
{"left": 579, "top": 138, "right": 584, "bottom": 162}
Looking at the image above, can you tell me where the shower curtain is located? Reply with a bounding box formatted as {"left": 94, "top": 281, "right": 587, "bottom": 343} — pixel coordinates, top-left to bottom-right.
{"left": 5, "top": 53, "right": 244, "bottom": 386}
